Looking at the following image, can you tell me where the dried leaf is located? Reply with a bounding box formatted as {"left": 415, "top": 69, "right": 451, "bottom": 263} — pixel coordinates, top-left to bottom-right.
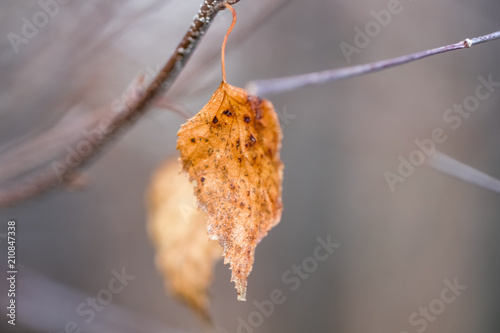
{"left": 177, "top": 81, "right": 284, "bottom": 301}
{"left": 146, "top": 158, "right": 222, "bottom": 320}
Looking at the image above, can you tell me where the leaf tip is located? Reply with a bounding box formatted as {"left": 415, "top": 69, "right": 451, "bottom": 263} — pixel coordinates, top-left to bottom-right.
{"left": 237, "top": 291, "right": 247, "bottom": 302}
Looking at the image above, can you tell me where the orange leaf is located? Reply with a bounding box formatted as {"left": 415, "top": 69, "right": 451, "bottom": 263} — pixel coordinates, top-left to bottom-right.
{"left": 146, "top": 159, "right": 222, "bottom": 319}
{"left": 177, "top": 81, "right": 283, "bottom": 301}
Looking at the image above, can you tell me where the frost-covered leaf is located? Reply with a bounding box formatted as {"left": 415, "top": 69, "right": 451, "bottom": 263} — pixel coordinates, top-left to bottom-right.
{"left": 177, "top": 81, "right": 283, "bottom": 301}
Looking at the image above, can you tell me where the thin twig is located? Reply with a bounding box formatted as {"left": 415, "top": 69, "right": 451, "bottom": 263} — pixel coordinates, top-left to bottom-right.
{"left": 0, "top": 0, "right": 240, "bottom": 208}
{"left": 246, "top": 31, "right": 500, "bottom": 96}
{"left": 428, "top": 151, "right": 500, "bottom": 193}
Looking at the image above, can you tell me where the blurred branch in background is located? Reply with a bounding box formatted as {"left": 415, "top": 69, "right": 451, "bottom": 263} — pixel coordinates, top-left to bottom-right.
{"left": 428, "top": 151, "right": 500, "bottom": 193}
{"left": 0, "top": 262, "right": 192, "bottom": 333}
{"left": 0, "top": 0, "right": 240, "bottom": 208}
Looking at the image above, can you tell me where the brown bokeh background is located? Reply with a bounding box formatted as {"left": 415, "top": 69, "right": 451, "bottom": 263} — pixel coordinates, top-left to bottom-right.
{"left": 1, "top": 0, "right": 500, "bottom": 332}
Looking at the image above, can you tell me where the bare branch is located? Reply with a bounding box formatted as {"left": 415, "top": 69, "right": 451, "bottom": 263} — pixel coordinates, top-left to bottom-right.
{"left": 246, "top": 31, "right": 500, "bottom": 96}
{"left": 428, "top": 151, "right": 500, "bottom": 193}
{"left": 0, "top": 0, "right": 240, "bottom": 208}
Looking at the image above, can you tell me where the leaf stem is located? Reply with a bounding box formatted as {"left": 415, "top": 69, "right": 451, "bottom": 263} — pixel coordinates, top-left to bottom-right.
{"left": 221, "top": 3, "right": 237, "bottom": 83}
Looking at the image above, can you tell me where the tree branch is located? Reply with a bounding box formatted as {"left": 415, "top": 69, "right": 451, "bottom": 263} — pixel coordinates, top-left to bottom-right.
{"left": 246, "top": 31, "right": 500, "bottom": 96}
{"left": 0, "top": 0, "right": 240, "bottom": 208}
{"left": 428, "top": 151, "right": 500, "bottom": 193}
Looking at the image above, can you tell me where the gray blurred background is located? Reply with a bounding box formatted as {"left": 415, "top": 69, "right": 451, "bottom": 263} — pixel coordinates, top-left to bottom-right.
{"left": 1, "top": 0, "right": 500, "bottom": 332}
